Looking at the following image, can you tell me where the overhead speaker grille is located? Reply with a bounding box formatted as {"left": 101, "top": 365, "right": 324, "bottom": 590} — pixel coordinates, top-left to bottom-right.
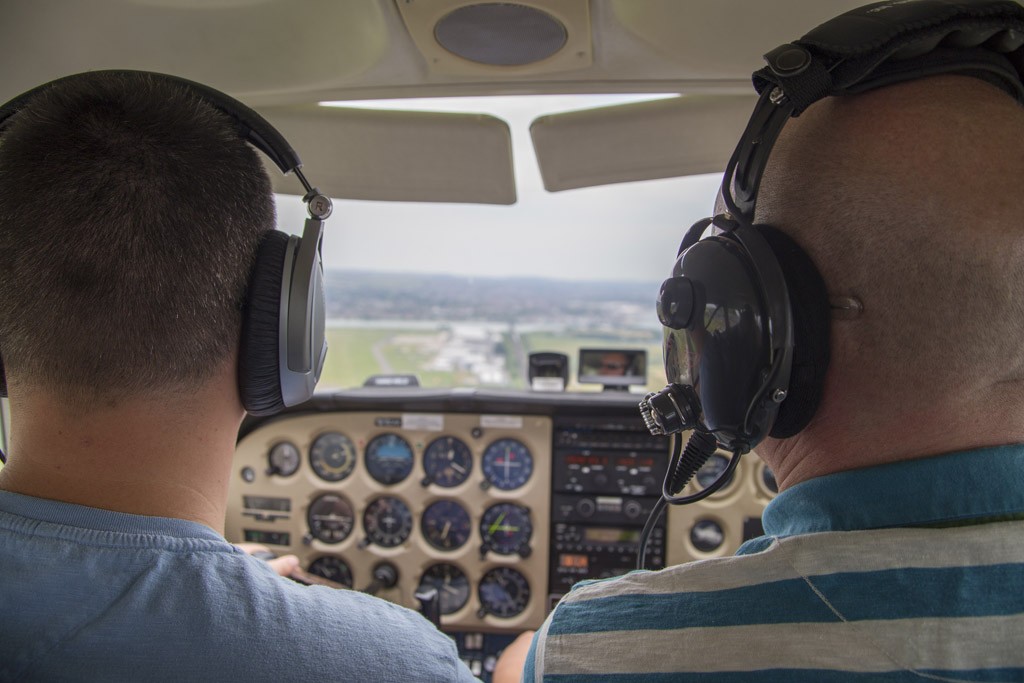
{"left": 434, "top": 3, "right": 568, "bottom": 66}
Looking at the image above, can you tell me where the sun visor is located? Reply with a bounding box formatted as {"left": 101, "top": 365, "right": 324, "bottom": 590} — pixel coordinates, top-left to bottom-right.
{"left": 259, "top": 106, "right": 516, "bottom": 205}
{"left": 531, "top": 95, "right": 757, "bottom": 192}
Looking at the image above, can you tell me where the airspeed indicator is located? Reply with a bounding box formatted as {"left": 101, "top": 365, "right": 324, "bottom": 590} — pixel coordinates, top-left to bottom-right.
{"left": 309, "top": 432, "right": 356, "bottom": 482}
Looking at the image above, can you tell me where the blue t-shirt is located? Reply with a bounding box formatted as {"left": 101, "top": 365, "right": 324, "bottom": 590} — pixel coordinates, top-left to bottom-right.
{"left": 0, "top": 491, "right": 480, "bottom": 682}
{"left": 524, "top": 445, "right": 1024, "bottom": 682}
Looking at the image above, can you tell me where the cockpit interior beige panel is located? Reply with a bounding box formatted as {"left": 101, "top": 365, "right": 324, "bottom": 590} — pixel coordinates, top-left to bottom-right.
{"left": 228, "top": 412, "right": 552, "bottom": 631}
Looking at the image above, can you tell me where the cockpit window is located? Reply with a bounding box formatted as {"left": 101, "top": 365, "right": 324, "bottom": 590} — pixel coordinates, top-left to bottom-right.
{"left": 273, "top": 95, "right": 722, "bottom": 392}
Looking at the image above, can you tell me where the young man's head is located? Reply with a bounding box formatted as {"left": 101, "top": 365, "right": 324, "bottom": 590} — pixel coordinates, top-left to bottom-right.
{"left": 0, "top": 72, "right": 275, "bottom": 408}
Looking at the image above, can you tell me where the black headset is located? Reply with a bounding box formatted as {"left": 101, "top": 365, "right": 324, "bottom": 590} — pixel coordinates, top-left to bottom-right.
{"left": 0, "top": 71, "right": 331, "bottom": 417}
{"left": 633, "top": 0, "right": 1024, "bottom": 566}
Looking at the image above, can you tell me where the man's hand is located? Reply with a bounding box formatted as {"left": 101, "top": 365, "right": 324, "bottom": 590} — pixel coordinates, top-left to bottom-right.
{"left": 493, "top": 630, "right": 535, "bottom": 683}
{"left": 235, "top": 542, "right": 300, "bottom": 577}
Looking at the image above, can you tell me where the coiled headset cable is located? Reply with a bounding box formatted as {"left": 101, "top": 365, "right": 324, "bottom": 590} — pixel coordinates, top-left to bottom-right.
{"left": 635, "top": 429, "right": 742, "bottom": 570}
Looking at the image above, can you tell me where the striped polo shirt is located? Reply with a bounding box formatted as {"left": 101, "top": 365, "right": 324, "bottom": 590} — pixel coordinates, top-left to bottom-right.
{"left": 523, "top": 445, "right": 1024, "bottom": 682}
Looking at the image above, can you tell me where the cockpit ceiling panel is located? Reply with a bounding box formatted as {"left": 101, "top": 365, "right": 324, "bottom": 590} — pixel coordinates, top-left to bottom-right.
{"left": 609, "top": 0, "right": 871, "bottom": 79}
{"left": 262, "top": 106, "right": 516, "bottom": 204}
{"left": 531, "top": 95, "right": 757, "bottom": 192}
{"left": 0, "top": 0, "right": 392, "bottom": 103}
{"left": 3, "top": 0, "right": 892, "bottom": 108}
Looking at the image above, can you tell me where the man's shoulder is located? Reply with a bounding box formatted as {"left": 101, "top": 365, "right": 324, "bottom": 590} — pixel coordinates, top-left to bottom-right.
{"left": 551, "top": 519, "right": 1024, "bottom": 621}
{"left": 0, "top": 504, "right": 473, "bottom": 682}
{"left": 527, "top": 522, "right": 1024, "bottom": 682}
{"left": 111, "top": 552, "right": 472, "bottom": 680}
{"left": 546, "top": 537, "right": 788, "bottom": 635}
{"left": 524, "top": 544, "right": 791, "bottom": 682}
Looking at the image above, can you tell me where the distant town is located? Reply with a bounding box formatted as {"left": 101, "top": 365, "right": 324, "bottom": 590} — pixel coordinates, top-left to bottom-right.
{"left": 320, "top": 270, "right": 664, "bottom": 391}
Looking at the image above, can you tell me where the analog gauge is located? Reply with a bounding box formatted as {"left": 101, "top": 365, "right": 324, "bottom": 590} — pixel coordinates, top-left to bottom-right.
{"left": 690, "top": 519, "right": 726, "bottom": 553}
{"left": 365, "top": 433, "right": 414, "bottom": 485}
{"left": 478, "top": 567, "right": 530, "bottom": 619}
{"left": 422, "top": 436, "right": 473, "bottom": 487}
{"left": 418, "top": 563, "right": 470, "bottom": 615}
{"left": 307, "top": 494, "right": 355, "bottom": 544}
{"left": 480, "top": 503, "right": 532, "bottom": 556}
{"left": 308, "top": 556, "right": 353, "bottom": 589}
{"left": 481, "top": 438, "right": 533, "bottom": 490}
{"left": 421, "top": 500, "right": 472, "bottom": 551}
{"left": 363, "top": 496, "right": 414, "bottom": 548}
{"left": 267, "top": 441, "right": 300, "bottom": 477}
{"left": 695, "top": 453, "right": 732, "bottom": 491}
{"left": 309, "top": 432, "right": 357, "bottom": 482}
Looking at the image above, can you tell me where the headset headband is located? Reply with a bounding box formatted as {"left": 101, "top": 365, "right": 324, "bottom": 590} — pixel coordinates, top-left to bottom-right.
{"left": 722, "top": 0, "right": 1024, "bottom": 223}
{"left": 0, "top": 70, "right": 325, "bottom": 201}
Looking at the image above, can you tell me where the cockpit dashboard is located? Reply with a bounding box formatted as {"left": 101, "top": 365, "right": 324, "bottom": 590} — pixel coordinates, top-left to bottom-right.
{"left": 227, "top": 388, "right": 777, "bottom": 679}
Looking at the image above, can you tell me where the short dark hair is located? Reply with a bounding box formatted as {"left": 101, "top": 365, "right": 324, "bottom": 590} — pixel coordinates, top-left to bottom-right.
{"left": 0, "top": 72, "right": 275, "bottom": 401}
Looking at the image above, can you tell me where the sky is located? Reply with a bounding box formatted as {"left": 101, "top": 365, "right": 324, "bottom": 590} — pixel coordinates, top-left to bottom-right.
{"left": 274, "top": 94, "right": 723, "bottom": 284}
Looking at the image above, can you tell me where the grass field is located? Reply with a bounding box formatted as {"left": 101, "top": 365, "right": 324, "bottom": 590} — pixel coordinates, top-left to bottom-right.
{"left": 319, "top": 328, "right": 409, "bottom": 389}
{"left": 321, "top": 327, "right": 491, "bottom": 390}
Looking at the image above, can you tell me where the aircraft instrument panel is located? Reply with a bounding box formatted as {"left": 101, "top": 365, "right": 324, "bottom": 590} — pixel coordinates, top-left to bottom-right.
{"left": 226, "top": 390, "right": 777, "bottom": 680}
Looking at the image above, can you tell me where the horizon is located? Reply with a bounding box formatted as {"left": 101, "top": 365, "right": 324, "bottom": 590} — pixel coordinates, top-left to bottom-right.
{"left": 324, "top": 267, "right": 663, "bottom": 289}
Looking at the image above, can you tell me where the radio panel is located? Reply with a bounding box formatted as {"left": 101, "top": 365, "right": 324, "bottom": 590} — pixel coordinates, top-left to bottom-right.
{"left": 546, "top": 417, "right": 670, "bottom": 603}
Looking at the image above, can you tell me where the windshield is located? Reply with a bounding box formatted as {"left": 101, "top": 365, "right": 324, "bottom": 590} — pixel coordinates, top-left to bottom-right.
{"left": 274, "top": 95, "right": 722, "bottom": 393}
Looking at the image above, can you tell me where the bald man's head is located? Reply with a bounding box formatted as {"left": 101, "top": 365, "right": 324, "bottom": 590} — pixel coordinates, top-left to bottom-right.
{"left": 753, "top": 75, "right": 1024, "bottom": 484}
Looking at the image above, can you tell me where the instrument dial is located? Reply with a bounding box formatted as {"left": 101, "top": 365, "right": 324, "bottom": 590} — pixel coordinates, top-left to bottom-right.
{"left": 307, "top": 494, "right": 355, "bottom": 544}
{"left": 418, "top": 563, "right": 470, "bottom": 615}
{"left": 268, "top": 441, "right": 300, "bottom": 477}
{"left": 481, "top": 438, "right": 533, "bottom": 490}
{"left": 365, "top": 433, "right": 414, "bottom": 485}
{"left": 422, "top": 436, "right": 473, "bottom": 487}
{"left": 695, "top": 453, "right": 732, "bottom": 491}
{"left": 363, "top": 496, "right": 414, "bottom": 548}
{"left": 478, "top": 567, "right": 530, "bottom": 619}
{"left": 308, "top": 556, "right": 354, "bottom": 588}
{"left": 309, "top": 432, "right": 357, "bottom": 482}
{"left": 480, "top": 503, "right": 532, "bottom": 556}
{"left": 421, "top": 500, "right": 472, "bottom": 551}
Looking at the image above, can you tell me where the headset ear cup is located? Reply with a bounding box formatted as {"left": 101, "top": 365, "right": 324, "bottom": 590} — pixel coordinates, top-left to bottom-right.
{"left": 757, "top": 225, "right": 831, "bottom": 438}
{"left": 238, "top": 230, "right": 290, "bottom": 416}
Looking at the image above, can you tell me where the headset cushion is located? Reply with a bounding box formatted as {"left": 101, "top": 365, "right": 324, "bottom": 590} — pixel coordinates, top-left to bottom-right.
{"left": 239, "top": 230, "right": 290, "bottom": 416}
{"left": 757, "top": 224, "right": 830, "bottom": 438}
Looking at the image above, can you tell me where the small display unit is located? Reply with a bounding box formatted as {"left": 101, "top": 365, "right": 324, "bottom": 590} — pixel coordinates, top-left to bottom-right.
{"left": 577, "top": 348, "right": 647, "bottom": 390}
{"left": 528, "top": 352, "right": 569, "bottom": 392}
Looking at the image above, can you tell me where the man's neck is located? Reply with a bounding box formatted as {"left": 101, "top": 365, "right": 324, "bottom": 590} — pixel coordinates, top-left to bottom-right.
{"left": 758, "top": 382, "right": 1024, "bottom": 492}
{"left": 0, "top": 374, "right": 244, "bottom": 534}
